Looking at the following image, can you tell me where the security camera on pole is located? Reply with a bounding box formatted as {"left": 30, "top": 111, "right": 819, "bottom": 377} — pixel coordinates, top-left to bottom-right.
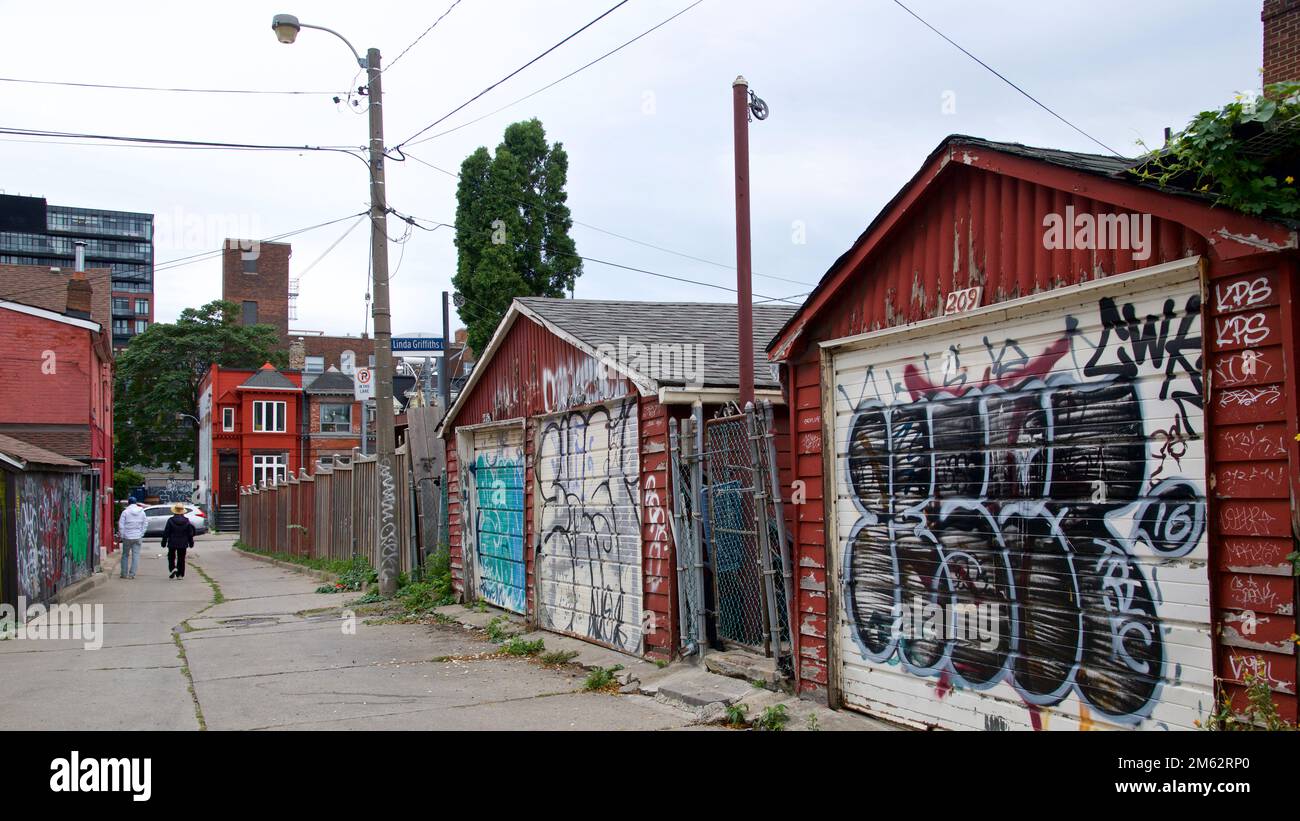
{"left": 271, "top": 13, "right": 401, "bottom": 595}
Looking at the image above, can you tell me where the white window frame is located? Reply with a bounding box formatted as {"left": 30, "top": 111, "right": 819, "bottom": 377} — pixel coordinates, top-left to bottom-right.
{"left": 252, "top": 454, "right": 288, "bottom": 486}
{"left": 319, "top": 402, "right": 352, "bottom": 433}
{"left": 252, "top": 400, "right": 286, "bottom": 433}
{"left": 305, "top": 355, "right": 325, "bottom": 374}
{"left": 222, "top": 407, "right": 234, "bottom": 432}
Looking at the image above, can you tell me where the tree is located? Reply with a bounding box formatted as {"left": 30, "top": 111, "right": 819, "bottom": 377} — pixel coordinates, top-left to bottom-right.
{"left": 452, "top": 118, "right": 582, "bottom": 352}
{"left": 112, "top": 467, "right": 144, "bottom": 502}
{"left": 114, "top": 300, "right": 286, "bottom": 471}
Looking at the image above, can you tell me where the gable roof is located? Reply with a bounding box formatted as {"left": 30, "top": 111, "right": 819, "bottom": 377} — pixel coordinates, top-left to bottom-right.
{"left": 0, "top": 432, "right": 87, "bottom": 470}
{"left": 767, "top": 133, "right": 1298, "bottom": 359}
{"left": 441, "top": 297, "right": 797, "bottom": 432}
{"left": 238, "top": 363, "right": 300, "bottom": 391}
{"left": 305, "top": 366, "right": 354, "bottom": 395}
{"left": 0, "top": 262, "right": 113, "bottom": 330}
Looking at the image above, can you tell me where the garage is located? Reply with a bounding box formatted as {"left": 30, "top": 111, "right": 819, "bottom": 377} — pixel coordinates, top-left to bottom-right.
{"left": 825, "top": 261, "right": 1213, "bottom": 730}
{"left": 536, "top": 399, "right": 643, "bottom": 654}
{"left": 467, "top": 424, "right": 526, "bottom": 613}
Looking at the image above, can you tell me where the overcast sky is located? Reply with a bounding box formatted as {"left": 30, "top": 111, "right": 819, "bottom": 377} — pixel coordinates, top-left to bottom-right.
{"left": 0, "top": 0, "right": 1267, "bottom": 336}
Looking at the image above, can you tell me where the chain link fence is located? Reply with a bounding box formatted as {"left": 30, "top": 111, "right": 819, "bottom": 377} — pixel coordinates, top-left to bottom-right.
{"left": 670, "top": 401, "right": 792, "bottom": 670}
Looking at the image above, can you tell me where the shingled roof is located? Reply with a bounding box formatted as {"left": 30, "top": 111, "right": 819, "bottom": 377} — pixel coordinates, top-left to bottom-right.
{"left": 238, "top": 363, "right": 300, "bottom": 391}
{"left": 516, "top": 297, "right": 797, "bottom": 389}
{"left": 305, "top": 366, "right": 354, "bottom": 395}
{"left": 0, "top": 432, "right": 87, "bottom": 470}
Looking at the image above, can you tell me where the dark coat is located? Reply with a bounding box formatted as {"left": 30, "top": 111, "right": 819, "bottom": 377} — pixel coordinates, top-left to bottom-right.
{"left": 161, "top": 514, "right": 196, "bottom": 549}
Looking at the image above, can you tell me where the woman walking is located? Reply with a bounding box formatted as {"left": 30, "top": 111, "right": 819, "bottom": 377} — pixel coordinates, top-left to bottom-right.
{"left": 161, "top": 503, "right": 196, "bottom": 579}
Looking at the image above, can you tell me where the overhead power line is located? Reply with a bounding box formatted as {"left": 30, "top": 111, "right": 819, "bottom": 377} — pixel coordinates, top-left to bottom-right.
{"left": 0, "top": 126, "right": 364, "bottom": 157}
{"left": 402, "top": 151, "right": 813, "bottom": 288}
{"left": 405, "top": 0, "right": 705, "bottom": 146}
{"left": 152, "top": 212, "right": 369, "bottom": 274}
{"left": 385, "top": 0, "right": 466, "bottom": 72}
{"left": 397, "top": 0, "right": 632, "bottom": 148}
{"left": 0, "top": 76, "right": 343, "bottom": 95}
{"left": 394, "top": 210, "right": 806, "bottom": 305}
{"left": 890, "top": 0, "right": 1123, "bottom": 157}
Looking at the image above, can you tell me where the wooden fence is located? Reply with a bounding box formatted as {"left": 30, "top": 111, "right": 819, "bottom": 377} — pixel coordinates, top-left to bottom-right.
{"left": 239, "top": 446, "right": 420, "bottom": 575}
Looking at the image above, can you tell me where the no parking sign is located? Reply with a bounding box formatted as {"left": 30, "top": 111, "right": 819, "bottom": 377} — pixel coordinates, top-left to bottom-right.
{"left": 353, "top": 367, "right": 373, "bottom": 400}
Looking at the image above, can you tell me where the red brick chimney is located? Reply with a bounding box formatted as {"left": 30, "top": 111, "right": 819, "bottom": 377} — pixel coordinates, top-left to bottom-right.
{"left": 1263, "top": 0, "right": 1300, "bottom": 87}
{"left": 66, "top": 241, "right": 93, "bottom": 319}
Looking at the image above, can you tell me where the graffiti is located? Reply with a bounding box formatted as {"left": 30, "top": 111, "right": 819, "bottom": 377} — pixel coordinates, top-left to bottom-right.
{"left": 542, "top": 359, "right": 623, "bottom": 415}
{"left": 537, "top": 401, "right": 642, "bottom": 653}
{"left": 378, "top": 457, "right": 399, "bottom": 585}
{"left": 1217, "top": 424, "right": 1288, "bottom": 460}
{"left": 471, "top": 444, "right": 525, "bottom": 612}
{"left": 1220, "top": 504, "right": 1279, "bottom": 537}
{"left": 1216, "top": 385, "right": 1282, "bottom": 409}
{"left": 13, "top": 473, "right": 93, "bottom": 606}
{"left": 838, "top": 289, "right": 1207, "bottom": 726}
{"left": 1214, "top": 276, "right": 1272, "bottom": 313}
{"left": 1213, "top": 350, "right": 1272, "bottom": 385}
{"left": 153, "top": 480, "right": 198, "bottom": 504}
{"left": 1227, "top": 576, "right": 1279, "bottom": 611}
{"left": 1214, "top": 313, "right": 1271, "bottom": 348}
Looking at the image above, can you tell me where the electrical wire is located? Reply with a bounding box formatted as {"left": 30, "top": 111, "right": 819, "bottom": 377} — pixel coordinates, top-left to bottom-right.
{"left": 0, "top": 126, "right": 366, "bottom": 158}
{"left": 293, "top": 215, "right": 369, "bottom": 281}
{"left": 402, "top": 150, "right": 813, "bottom": 288}
{"left": 385, "top": 0, "right": 465, "bottom": 72}
{"left": 891, "top": 0, "right": 1123, "bottom": 157}
{"left": 404, "top": 0, "right": 704, "bottom": 147}
{"left": 0, "top": 76, "right": 344, "bottom": 95}
{"left": 396, "top": 0, "right": 632, "bottom": 149}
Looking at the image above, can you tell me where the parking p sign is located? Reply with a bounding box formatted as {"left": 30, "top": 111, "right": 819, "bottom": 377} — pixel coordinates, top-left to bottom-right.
{"left": 354, "top": 367, "right": 373, "bottom": 401}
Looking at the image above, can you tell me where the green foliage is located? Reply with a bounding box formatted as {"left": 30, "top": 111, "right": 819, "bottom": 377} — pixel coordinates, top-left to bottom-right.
{"left": 1199, "top": 672, "right": 1295, "bottom": 731}
{"left": 336, "top": 556, "right": 377, "bottom": 592}
{"left": 113, "top": 467, "right": 145, "bottom": 501}
{"left": 452, "top": 119, "right": 582, "bottom": 353}
{"left": 114, "top": 300, "right": 286, "bottom": 471}
{"left": 395, "top": 552, "right": 456, "bottom": 615}
{"left": 1131, "top": 82, "right": 1300, "bottom": 218}
{"left": 805, "top": 713, "right": 821, "bottom": 731}
{"left": 540, "top": 649, "right": 579, "bottom": 666}
{"left": 582, "top": 664, "right": 624, "bottom": 692}
{"left": 486, "top": 615, "right": 517, "bottom": 643}
{"left": 724, "top": 703, "right": 749, "bottom": 727}
{"left": 351, "top": 590, "right": 386, "bottom": 605}
{"left": 754, "top": 703, "right": 789, "bottom": 731}
{"left": 501, "top": 637, "right": 546, "bottom": 657}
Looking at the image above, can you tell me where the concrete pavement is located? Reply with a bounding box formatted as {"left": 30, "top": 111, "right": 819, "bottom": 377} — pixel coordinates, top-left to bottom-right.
{"left": 0, "top": 533, "right": 892, "bottom": 731}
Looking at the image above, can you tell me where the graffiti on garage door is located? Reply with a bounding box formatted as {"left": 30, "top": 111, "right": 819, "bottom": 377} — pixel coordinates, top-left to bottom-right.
{"left": 834, "top": 280, "right": 1211, "bottom": 729}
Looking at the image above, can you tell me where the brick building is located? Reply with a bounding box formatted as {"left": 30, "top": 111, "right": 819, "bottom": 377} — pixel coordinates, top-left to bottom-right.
{"left": 197, "top": 362, "right": 304, "bottom": 531}
{"left": 303, "top": 367, "right": 362, "bottom": 465}
{"left": 1264, "top": 0, "right": 1300, "bottom": 87}
{"left": 0, "top": 263, "right": 115, "bottom": 558}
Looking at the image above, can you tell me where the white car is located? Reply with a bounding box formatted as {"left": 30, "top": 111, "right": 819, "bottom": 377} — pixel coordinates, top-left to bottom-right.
{"left": 142, "top": 504, "right": 208, "bottom": 537}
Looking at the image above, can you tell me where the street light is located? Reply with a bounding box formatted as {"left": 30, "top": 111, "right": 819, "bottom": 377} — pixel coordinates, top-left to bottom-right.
{"left": 270, "top": 14, "right": 401, "bottom": 596}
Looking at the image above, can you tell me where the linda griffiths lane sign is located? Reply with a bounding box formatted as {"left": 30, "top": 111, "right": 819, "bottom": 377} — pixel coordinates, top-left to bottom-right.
{"left": 391, "top": 337, "right": 445, "bottom": 352}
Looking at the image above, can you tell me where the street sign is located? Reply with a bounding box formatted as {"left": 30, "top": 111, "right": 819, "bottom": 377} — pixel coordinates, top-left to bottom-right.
{"left": 391, "top": 337, "right": 445, "bottom": 352}
{"left": 354, "top": 367, "right": 373, "bottom": 401}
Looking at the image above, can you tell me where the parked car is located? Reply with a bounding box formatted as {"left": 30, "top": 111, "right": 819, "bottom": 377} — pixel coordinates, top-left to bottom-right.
{"left": 142, "top": 504, "right": 208, "bottom": 537}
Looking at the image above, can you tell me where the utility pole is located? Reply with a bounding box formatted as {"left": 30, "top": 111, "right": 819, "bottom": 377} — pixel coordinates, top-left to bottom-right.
{"left": 441, "top": 290, "right": 451, "bottom": 412}
{"left": 732, "top": 76, "right": 760, "bottom": 408}
{"left": 366, "top": 47, "right": 401, "bottom": 596}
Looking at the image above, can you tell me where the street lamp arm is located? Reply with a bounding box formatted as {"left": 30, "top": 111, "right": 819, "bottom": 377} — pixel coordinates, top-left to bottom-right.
{"left": 297, "top": 22, "right": 368, "bottom": 68}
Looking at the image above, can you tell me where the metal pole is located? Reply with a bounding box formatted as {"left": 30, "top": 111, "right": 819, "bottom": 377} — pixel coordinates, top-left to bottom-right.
{"left": 732, "top": 76, "right": 755, "bottom": 408}
{"left": 691, "top": 402, "right": 707, "bottom": 654}
{"left": 747, "top": 402, "right": 782, "bottom": 667}
{"left": 366, "top": 46, "right": 400, "bottom": 596}
{"left": 441, "top": 290, "right": 451, "bottom": 411}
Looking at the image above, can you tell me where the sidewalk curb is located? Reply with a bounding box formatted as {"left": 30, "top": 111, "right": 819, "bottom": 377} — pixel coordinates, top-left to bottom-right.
{"left": 234, "top": 548, "right": 339, "bottom": 583}
{"left": 54, "top": 568, "right": 111, "bottom": 604}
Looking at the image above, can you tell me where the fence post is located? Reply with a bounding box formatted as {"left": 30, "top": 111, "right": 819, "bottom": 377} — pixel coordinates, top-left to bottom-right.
{"left": 761, "top": 400, "right": 794, "bottom": 666}
{"left": 668, "top": 418, "right": 693, "bottom": 656}
{"left": 747, "top": 402, "right": 783, "bottom": 669}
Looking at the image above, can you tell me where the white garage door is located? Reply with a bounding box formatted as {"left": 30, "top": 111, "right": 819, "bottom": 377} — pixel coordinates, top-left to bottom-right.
{"left": 536, "top": 399, "right": 642, "bottom": 654}
{"left": 828, "top": 261, "right": 1212, "bottom": 730}
{"left": 469, "top": 425, "right": 526, "bottom": 613}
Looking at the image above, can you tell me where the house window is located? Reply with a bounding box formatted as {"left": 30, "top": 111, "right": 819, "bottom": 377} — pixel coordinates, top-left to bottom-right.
{"left": 112, "top": 297, "right": 130, "bottom": 312}
{"left": 252, "top": 400, "right": 286, "bottom": 433}
{"left": 320, "top": 403, "right": 352, "bottom": 433}
{"left": 305, "top": 356, "right": 325, "bottom": 373}
{"left": 222, "top": 407, "right": 234, "bottom": 432}
{"left": 134, "top": 319, "right": 148, "bottom": 334}
{"left": 242, "top": 300, "right": 258, "bottom": 326}
{"left": 242, "top": 256, "right": 258, "bottom": 274}
{"left": 135, "top": 298, "right": 149, "bottom": 314}
{"left": 252, "top": 454, "right": 288, "bottom": 486}
{"left": 113, "top": 319, "right": 130, "bottom": 336}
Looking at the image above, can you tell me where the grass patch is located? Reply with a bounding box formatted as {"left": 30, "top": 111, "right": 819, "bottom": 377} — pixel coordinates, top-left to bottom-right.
{"left": 501, "top": 637, "right": 545, "bottom": 657}
{"left": 724, "top": 703, "right": 749, "bottom": 728}
{"left": 190, "top": 562, "right": 224, "bottom": 610}
{"left": 485, "top": 615, "right": 517, "bottom": 643}
{"left": 754, "top": 703, "right": 789, "bottom": 732}
{"left": 540, "top": 649, "right": 579, "bottom": 666}
{"left": 235, "top": 541, "right": 372, "bottom": 580}
{"left": 171, "top": 631, "right": 206, "bottom": 731}
{"left": 583, "top": 665, "right": 624, "bottom": 693}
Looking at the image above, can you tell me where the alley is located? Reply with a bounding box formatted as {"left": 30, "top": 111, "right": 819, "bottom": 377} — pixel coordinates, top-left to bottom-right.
{"left": 0, "top": 535, "right": 732, "bottom": 731}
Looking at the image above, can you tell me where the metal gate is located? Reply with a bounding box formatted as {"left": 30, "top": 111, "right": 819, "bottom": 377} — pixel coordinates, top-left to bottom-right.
{"left": 468, "top": 425, "right": 526, "bottom": 613}
{"left": 826, "top": 264, "right": 1213, "bottom": 730}
{"left": 536, "top": 399, "right": 643, "bottom": 654}
{"left": 671, "top": 402, "right": 792, "bottom": 667}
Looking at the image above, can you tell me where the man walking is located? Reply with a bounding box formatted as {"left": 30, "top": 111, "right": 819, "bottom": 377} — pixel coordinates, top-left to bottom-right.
{"left": 162, "top": 503, "right": 196, "bottom": 580}
{"left": 118, "top": 501, "right": 147, "bottom": 579}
